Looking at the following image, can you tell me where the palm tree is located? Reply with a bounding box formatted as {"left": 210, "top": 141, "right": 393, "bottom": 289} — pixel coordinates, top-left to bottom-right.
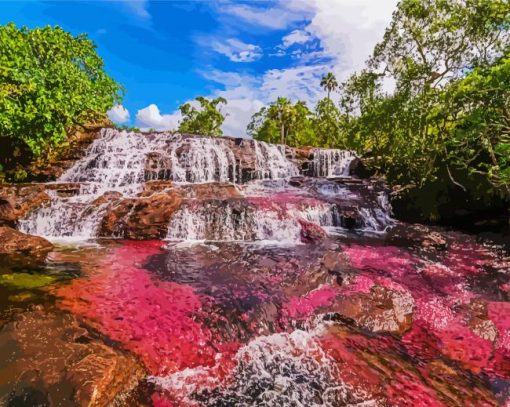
{"left": 320, "top": 72, "right": 338, "bottom": 100}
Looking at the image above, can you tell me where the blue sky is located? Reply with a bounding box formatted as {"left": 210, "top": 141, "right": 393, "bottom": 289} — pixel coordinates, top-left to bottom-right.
{"left": 0, "top": 0, "right": 397, "bottom": 137}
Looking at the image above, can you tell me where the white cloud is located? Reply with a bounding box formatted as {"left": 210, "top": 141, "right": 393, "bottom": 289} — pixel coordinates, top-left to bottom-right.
{"left": 212, "top": 38, "right": 262, "bottom": 62}
{"left": 281, "top": 29, "right": 312, "bottom": 48}
{"left": 303, "top": 0, "right": 397, "bottom": 81}
{"left": 222, "top": 3, "right": 310, "bottom": 30}
{"left": 107, "top": 105, "right": 130, "bottom": 124}
{"left": 135, "top": 104, "right": 181, "bottom": 131}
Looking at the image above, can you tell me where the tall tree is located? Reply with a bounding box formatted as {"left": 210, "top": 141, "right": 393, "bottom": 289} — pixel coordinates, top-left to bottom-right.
{"left": 320, "top": 72, "right": 338, "bottom": 100}
{"left": 178, "top": 96, "right": 227, "bottom": 136}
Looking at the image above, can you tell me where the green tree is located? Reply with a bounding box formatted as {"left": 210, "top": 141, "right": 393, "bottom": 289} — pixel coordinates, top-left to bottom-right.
{"left": 320, "top": 72, "right": 338, "bottom": 100}
{"left": 178, "top": 96, "right": 227, "bottom": 136}
{"left": 445, "top": 52, "right": 510, "bottom": 198}
{"left": 0, "top": 23, "right": 122, "bottom": 176}
{"left": 247, "top": 98, "right": 315, "bottom": 146}
{"left": 313, "top": 98, "right": 343, "bottom": 148}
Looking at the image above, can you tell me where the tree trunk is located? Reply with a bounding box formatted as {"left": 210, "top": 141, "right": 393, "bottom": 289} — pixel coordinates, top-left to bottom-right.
{"left": 280, "top": 123, "right": 285, "bottom": 145}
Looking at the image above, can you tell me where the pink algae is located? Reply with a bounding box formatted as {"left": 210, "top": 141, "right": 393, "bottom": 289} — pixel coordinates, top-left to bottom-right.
{"left": 282, "top": 285, "right": 338, "bottom": 321}
{"left": 55, "top": 241, "right": 238, "bottom": 376}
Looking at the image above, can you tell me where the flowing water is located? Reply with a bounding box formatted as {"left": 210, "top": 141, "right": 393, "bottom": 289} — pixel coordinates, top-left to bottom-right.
{"left": 3, "top": 129, "right": 510, "bottom": 406}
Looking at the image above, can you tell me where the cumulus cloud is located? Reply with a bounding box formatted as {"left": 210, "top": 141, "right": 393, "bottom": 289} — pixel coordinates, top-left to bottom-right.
{"left": 135, "top": 104, "right": 181, "bottom": 131}
{"left": 212, "top": 38, "right": 262, "bottom": 62}
{"left": 107, "top": 104, "right": 130, "bottom": 124}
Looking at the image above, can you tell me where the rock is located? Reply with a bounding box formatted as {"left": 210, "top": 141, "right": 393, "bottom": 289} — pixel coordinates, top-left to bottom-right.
{"left": 90, "top": 191, "right": 123, "bottom": 206}
{"left": 0, "top": 309, "right": 145, "bottom": 406}
{"left": 99, "top": 191, "right": 182, "bottom": 239}
{"left": 0, "top": 184, "right": 51, "bottom": 225}
{"left": 176, "top": 183, "right": 242, "bottom": 199}
{"left": 141, "top": 180, "right": 173, "bottom": 196}
{"left": 387, "top": 223, "right": 448, "bottom": 251}
{"left": 331, "top": 285, "right": 415, "bottom": 335}
{"left": 298, "top": 218, "right": 328, "bottom": 244}
{"left": 0, "top": 226, "right": 53, "bottom": 258}
{"left": 144, "top": 152, "right": 172, "bottom": 181}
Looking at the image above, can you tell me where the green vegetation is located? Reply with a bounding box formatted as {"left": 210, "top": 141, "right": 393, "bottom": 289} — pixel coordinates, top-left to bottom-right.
{"left": 178, "top": 96, "right": 227, "bottom": 136}
{"left": 0, "top": 272, "right": 56, "bottom": 289}
{"left": 247, "top": 0, "right": 510, "bottom": 221}
{"left": 0, "top": 23, "right": 122, "bottom": 180}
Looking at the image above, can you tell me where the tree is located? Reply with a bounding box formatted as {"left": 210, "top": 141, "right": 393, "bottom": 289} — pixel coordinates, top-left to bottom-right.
{"left": 0, "top": 23, "right": 122, "bottom": 177}
{"left": 178, "top": 96, "right": 227, "bottom": 136}
{"left": 320, "top": 72, "right": 338, "bottom": 100}
{"left": 247, "top": 98, "right": 315, "bottom": 147}
{"left": 445, "top": 52, "right": 510, "bottom": 198}
{"left": 313, "top": 98, "right": 343, "bottom": 148}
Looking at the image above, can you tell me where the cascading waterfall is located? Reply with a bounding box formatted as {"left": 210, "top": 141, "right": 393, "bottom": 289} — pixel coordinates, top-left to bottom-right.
{"left": 169, "top": 137, "right": 238, "bottom": 183}
{"left": 254, "top": 141, "right": 299, "bottom": 179}
{"left": 313, "top": 149, "right": 357, "bottom": 178}
{"left": 19, "top": 128, "right": 394, "bottom": 241}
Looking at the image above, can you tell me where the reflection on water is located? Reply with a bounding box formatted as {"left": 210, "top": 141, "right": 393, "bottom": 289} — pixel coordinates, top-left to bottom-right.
{"left": 1, "top": 231, "right": 510, "bottom": 406}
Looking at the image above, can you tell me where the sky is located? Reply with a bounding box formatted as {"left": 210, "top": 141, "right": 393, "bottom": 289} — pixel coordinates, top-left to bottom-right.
{"left": 1, "top": 0, "right": 398, "bottom": 137}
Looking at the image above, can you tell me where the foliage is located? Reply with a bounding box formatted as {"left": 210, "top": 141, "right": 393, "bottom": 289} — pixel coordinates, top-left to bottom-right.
{"left": 247, "top": 97, "right": 316, "bottom": 146}
{"left": 338, "top": 0, "right": 510, "bottom": 200}
{"left": 178, "top": 96, "right": 227, "bottom": 136}
{"left": 0, "top": 23, "right": 122, "bottom": 174}
{"left": 320, "top": 72, "right": 338, "bottom": 100}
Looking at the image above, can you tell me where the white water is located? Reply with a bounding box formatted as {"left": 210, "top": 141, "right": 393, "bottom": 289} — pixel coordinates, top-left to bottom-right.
{"left": 150, "top": 324, "right": 378, "bottom": 406}
{"left": 313, "top": 149, "right": 357, "bottom": 178}
{"left": 254, "top": 141, "right": 299, "bottom": 179}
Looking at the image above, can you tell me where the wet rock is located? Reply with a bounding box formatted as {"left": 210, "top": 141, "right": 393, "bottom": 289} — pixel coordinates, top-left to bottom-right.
{"left": 99, "top": 191, "right": 182, "bottom": 239}
{"left": 0, "top": 184, "right": 51, "bottom": 225}
{"left": 141, "top": 180, "right": 174, "bottom": 196}
{"left": 330, "top": 285, "right": 415, "bottom": 334}
{"left": 0, "top": 226, "right": 52, "bottom": 258}
{"left": 0, "top": 309, "right": 145, "bottom": 406}
{"left": 298, "top": 218, "right": 328, "bottom": 243}
{"left": 387, "top": 223, "right": 448, "bottom": 251}
{"left": 176, "top": 183, "right": 241, "bottom": 199}
{"left": 90, "top": 190, "right": 123, "bottom": 206}
{"left": 144, "top": 151, "right": 172, "bottom": 181}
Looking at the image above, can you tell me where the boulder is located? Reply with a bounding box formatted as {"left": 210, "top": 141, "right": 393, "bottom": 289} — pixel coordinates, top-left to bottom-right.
{"left": 0, "top": 309, "right": 145, "bottom": 406}
{"left": 298, "top": 218, "right": 328, "bottom": 244}
{"left": 0, "top": 226, "right": 53, "bottom": 258}
{"left": 99, "top": 191, "right": 182, "bottom": 239}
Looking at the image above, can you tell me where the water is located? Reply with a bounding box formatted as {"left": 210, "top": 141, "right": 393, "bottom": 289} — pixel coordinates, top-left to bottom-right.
{"left": 9, "top": 130, "right": 509, "bottom": 405}
{"left": 313, "top": 149, "right": 357, "bottom": 177}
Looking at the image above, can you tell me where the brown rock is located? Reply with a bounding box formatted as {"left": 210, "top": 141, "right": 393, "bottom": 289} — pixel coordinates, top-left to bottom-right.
{"left": 298, "top": 218, "right": 328, "bottom": 243}
{"left": 141, "top": 180, "right": 174, "bottom": 196}
{"left": 176, "top": 182, "right": 241, "bottom": 199}
{"left": 0, "top": 184, "right": 51, "bottom": 225}
{"left": 331, "top": 285, "right": 415, "bottom": 334}
{"left": 0, "top": 226, "right": 53, "bottom": 258}
{"left": 0, "top": 309, "right": 145, "bottom": 406}
{"left": 100, "top": 191, "right": 182, "bottom": 239}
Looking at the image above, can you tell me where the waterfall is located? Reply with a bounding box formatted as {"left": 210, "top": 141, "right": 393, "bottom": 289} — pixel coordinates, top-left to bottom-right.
{"left": 18, "top": 128, "right": 394, "bottom": 241}
{"left": 169, "top": 137, "right": 238, "bottom": 183}
{"left": 254, "top": 141, "right": 299, "bottom": 179}
{"left": 166, "top": 201, "right": 302, "bottom": 243}
{"left": 313, "top": 149, "right": 357, "bottom": 177}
